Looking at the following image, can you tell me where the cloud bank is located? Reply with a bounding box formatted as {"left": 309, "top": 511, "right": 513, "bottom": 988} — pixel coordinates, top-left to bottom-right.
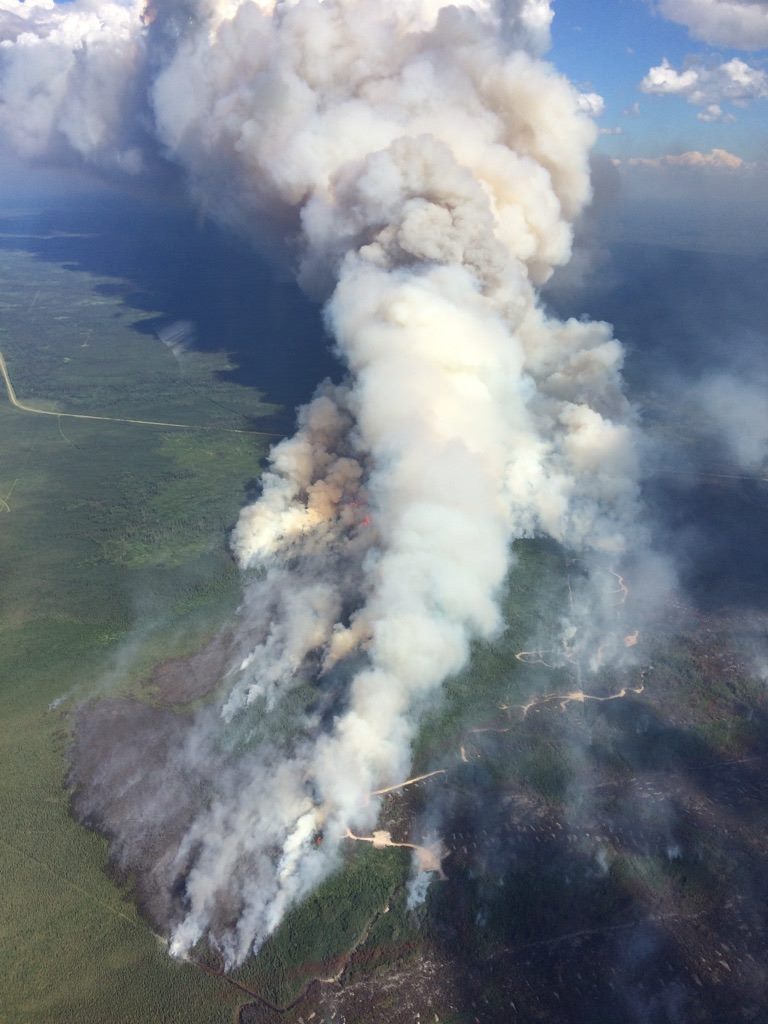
{"left": 621, "top": 147, "right": 750, "bottom": 169}
{"left": 656, "top": 0, "right": 768, "bottom": 51}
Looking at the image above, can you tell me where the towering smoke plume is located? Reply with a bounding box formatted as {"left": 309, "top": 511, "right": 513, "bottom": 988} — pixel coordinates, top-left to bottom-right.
{"left": 1, "top": 0, "right": 640, "bottom": 966}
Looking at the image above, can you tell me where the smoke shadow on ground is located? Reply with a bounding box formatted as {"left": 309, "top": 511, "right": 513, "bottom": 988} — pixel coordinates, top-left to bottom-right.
{"left": 0, "top": 190, "right": 338, "bottom": 420}
{"left": 418, "top": 687, "right": 768, "bottom": 1024}
{"left": 548, "top": 238, "right": 768, "bottom": 616}
{"left": 644, "top": 476, "right": 768, "bottom": 613}
{"left": 546, "top": 241, "right": 768, "bottom": 388}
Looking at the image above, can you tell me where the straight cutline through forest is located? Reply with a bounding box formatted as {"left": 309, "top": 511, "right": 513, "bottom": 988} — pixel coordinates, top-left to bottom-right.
{"left": 0, "top": 349, "right": 282, "bottom": 437}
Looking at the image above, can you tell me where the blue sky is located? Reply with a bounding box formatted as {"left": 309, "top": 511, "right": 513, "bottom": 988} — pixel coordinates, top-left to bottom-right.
{"left": 549, "top": 0, "right": 767, "bottom": 161}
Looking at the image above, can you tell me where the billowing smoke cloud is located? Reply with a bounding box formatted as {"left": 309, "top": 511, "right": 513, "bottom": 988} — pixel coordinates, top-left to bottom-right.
{"left": 0, "top": 0, "right": 643, "bottom": 966}
{"left": 0, "top": 0, "right": 149, "bottom": 173}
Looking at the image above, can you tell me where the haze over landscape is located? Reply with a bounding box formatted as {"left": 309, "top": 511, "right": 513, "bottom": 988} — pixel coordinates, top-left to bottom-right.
{"left": 0, "top": 1, "right": 767, "bottom": 1023}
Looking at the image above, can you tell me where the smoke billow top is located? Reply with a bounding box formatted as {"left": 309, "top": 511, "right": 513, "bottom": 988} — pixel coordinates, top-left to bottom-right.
{"left": 0, "top": 0, "right": 642, "bottom": 966}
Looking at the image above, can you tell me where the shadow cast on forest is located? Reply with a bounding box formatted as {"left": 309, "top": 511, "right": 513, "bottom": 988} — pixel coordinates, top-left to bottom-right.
{"left": 0, "top": 190, "right": 338, "bottom": 419}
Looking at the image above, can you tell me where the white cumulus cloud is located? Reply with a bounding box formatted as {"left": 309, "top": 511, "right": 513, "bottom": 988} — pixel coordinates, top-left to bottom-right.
{"left": 640, "top": 56, "right": 768, "bottom": 119}
{"left": 576, "top": 91, "right": 605, "bottom": 117}
{"left": 697, "top": 103, "right": 736, "bottom": 121}
{"left": 657, "top": 0, "right": 768, "bottom": 51}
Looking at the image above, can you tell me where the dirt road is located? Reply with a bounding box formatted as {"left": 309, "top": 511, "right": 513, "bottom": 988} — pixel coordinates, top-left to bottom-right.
{"left": 0, "top": 349, "right": 280, "bottom": 437}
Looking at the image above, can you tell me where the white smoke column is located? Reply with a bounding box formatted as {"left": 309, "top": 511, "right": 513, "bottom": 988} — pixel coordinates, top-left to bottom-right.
{"left": 0, "top": 0, "right": 640, "bottom": 967}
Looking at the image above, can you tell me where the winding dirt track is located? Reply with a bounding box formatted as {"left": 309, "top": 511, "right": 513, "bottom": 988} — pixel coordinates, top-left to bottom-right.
{"left": 0, "top": 350, "right": 281, "bottom": 437}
